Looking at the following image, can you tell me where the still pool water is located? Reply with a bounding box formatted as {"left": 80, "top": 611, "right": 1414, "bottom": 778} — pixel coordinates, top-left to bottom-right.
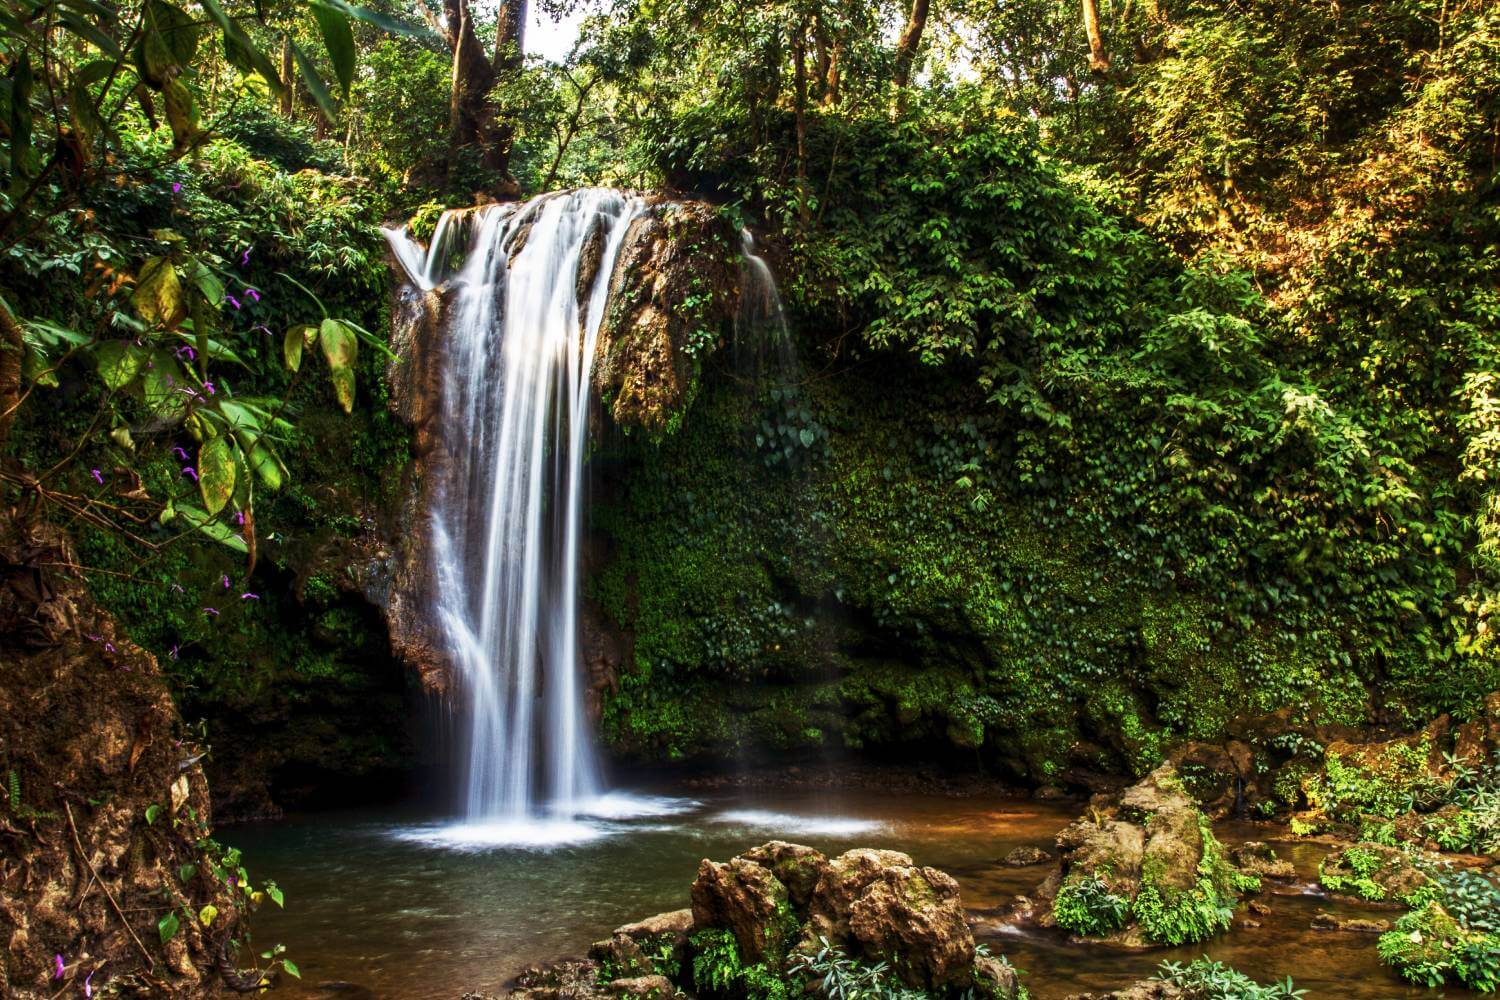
{"left": 231, "top": 787, "right": 1476, "bottom": 999}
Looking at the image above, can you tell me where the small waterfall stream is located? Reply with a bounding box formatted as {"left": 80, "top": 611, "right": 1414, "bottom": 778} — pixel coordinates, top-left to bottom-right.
{"left": 385, "top": 189, "right": 647, "bottom": 841}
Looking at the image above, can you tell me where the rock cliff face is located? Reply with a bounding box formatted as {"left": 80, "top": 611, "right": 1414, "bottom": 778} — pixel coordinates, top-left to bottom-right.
{"left": 0, "top": 515, "right": 253, "bottom": 996}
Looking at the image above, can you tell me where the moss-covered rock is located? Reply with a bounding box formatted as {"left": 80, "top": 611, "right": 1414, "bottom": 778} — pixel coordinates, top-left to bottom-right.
{"left": 1318, "top": 842, "right": 1433, "bottom": 903}
{"left": 1035, "top": 764, "right": 1256, "bottom": 947}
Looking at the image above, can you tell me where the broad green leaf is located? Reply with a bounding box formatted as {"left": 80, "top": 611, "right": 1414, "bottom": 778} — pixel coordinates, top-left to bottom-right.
{"left": 94, "top": 341, "right": 146, "bottom": 391}
{"left": 284, "top": 324, "right": 313, "bottom": 372}
{"left": 198, "top": 904, "right": 218, "bottom": 927}
{"left": 197, "top": 0, "right": 282, "bottom": 92}
{"left": 141, "top": 352, "right": 187, "bottom": 419}
{"left": 178, "top": 863, "right": 196, "bottom": 882}
{"left": 198, "top": 435, "right": 236, "bottom": 515}
{"left": 157, "top": 911, "right": 179, "bottom": 944}
{"left": 133, "top": 257, "right": 187, "bottom": 330}
{"left": 288, "top": 37, "right": 336, "bottom": 123}
{"left": 266, "top": 882, "right": 284, "bottom": 907}
{"left": 311, "top": 2, "right": 355, "bottom": 97}
{"left": 169, "top": 501, "right": 248, "bottom": 553}
{"left": 162, "top": 77, "right": 201, "bottom": 151}
{"left": 282, "top": 960, "right": 300, "bottom": 979}
{"left": 246, "top": 438, "right": 285, "bottom": 491}
{"left": 190, "top": 260, "right": 224, "bottom": 306}
{"left": 316, "top": 0, "right": 433, "bottom": 38}
{"left": 318, "top": 317, "right": 356, "bottom": 412}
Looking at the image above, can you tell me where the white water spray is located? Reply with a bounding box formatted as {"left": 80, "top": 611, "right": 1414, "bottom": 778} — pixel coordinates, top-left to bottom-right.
{"left": 384, "top": 190, "right": 645, "bottom": 831}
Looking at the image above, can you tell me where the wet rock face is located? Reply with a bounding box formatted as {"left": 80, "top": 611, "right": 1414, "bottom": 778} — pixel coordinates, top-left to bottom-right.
{"left": 593, "top": 201, "right": 741, "bottom": 436}
{"left": 690, "top": 856, "right": 792, "bottom": 964}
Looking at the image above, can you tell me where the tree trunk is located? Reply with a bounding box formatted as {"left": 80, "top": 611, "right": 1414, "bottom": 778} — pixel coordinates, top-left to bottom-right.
{"left": 1083, "top": 0, "right": 1111, "bottom": 74}
{"left": 0, "top": 296, "right": 24, "bottom": 447}
{"left": 494, "top": 0, "right": 526, "bottom": 74}
{"left": 279, "top": 36, "right": 294, "bottom": 116}
{"left": 445, "top": 0, "right": 502, "bottom": 176}
{"left": 892, "top": 0, "right": 931, "bottom": 115}
{"left": 793, "top": 21, "right": 810, "bottom": 225}
{"left": 823, "top": 39, "right": 844, "bottom": 108}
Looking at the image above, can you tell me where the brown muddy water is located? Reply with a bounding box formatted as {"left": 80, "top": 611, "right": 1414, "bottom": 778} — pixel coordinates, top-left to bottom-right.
{"left": 232, "top": 788, "right": 1478, "bottom": 999}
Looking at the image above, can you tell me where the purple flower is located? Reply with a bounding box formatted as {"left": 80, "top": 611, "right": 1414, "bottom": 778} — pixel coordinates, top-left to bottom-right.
{"left": 91, "top": 469, "right": 104, "bottom": 485}
{"left": 173, "top": 446, "right": 188, "bottom": 460}
{"left": 172, "top": 182, "right": 182, "bottom": 195}
{"left": 169, "top": 645, "right": 179, "bottom": 660}
{"left": 222, "top": 574, "right": 230, "bottom": 589}
{"left": 182, "top": 466, "right": 198, "bottom": 482}
{"left": 175, "top": 345, "right": 196, "bottom": 361}
{"left": 202, "top": 381, "right": 215, "bottom": 396}
{"left": 228, "top": 875, "right": 237, "bottom": 888}
{"left": 53, "top": 954, "right": 64, "bottom": 979}
{"left": 202, "top": 607, "right": 218, "bottom": 616}
{"left": 234, "top": 511, "right": 245, "bottom": 526}
{"left": 244, "top": 288, "right": 261, "bottom": 303}
{"left": 224, "top": 294, "right": 242, "bottom": 310}
{"left": 104, "top": 642, "right": 115, "bottom": 653}
{"left": 240, "top": 593, "right": 259, "bottom": 601}
{"left": 240, "top": 248, "right": 252, "bottom": 268}
{"left": 85, "top": 969, "right": 95, "bottom": 998}
{"left": 171, "top": 583, "right": 185, "bottom": 594}
{"left": 254, "top": 324, "right": 272, "bottom": 336}
{"left": 86, "top": 633, "right": 101, "bottom": 643}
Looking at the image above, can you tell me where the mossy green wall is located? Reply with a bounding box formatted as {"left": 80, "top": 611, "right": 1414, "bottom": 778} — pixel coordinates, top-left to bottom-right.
{"left": 591, "top": 354, "right": 1379, "bottom": 781}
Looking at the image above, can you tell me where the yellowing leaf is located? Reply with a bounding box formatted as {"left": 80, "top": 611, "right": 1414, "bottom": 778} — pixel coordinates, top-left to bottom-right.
{"left": 198, "top": 435, "right": 236, "bottom": 515}
{"left": 134, "top": 257, "right": 187, "bottom": 330}
{"left": 318, "top": 317, "right": 357, "bottom": 413}
{"left": 94, "top": 341, "right": 146, "bottom": 391}
{"left": 198, "top": 904, "right": 218, "bottom": 927}
{"left": 284, "top": 324, "right": 314, "bottom": 372}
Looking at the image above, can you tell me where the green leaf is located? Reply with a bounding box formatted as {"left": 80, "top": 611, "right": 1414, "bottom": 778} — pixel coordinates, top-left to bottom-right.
{"left": 158, "top": 911, "right": 180, "bottom": 944}
{"left": 798, "top": 428, "right": 815, "bottom": 447}
{"left": 288, "top": 37, "right": 336, "bottom": 123}
{"left": 134, "top": 257, "right": 187, "bottom": 330}
{"left": 266, "top": 882, "right": 284, "bottom": 907}
{"left": 315, "top": 0, "right": 433, "bottom": 38}
{"left": 169, "top": 501, "right": 248, "bottom": 553}
{"left": 178, "top": 863, "right": 197, "bottom": 882}
{"left": 198, "top": 436, "right": 236, "bottom": 515}
{"left": 246, "top": 438, "right": 285, "bottom": 491}
{"left": 284, "top": 324, "right": 313, "bottom": 372}
{"left": 282, "top": 959, "right": 300, "bottom": 979}
{"left": 198, "top": 904, "right": 218, "bottom": 927}
{"left": 197, "top": 0, "right": 282, "bottom": 92}
{"left": 318, "top": 317, "right": 356, "bottom": 412}
{"left": 310, "top": 2, "right": 355, "bottom": 97}
{"left": 94, "top": 341, "right": 146, "bottom": 391}
{"left": 145, "top": 803, "right": 161, "bottom": 824}
{"left": 190, "top": 260, "right": 224, "bottom": 306}
{"left": 141, "top": 352, "right": 188, "bottom": 419}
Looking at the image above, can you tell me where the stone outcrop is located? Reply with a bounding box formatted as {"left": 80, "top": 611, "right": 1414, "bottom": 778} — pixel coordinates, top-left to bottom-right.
{"left": 1317, "top": 842, "right": 1432, "bottom": 902}
{"left": 592, "top": 201, "right": 741, "bottom": 436}
{"left": 686, "top": 843, "right": 993, "bottom": 992}
{"left": 1034, "top": 763, "right": 1254, "bottom": 947}
{"left": 0, "top": 516, "right": 249, "bottom": 996}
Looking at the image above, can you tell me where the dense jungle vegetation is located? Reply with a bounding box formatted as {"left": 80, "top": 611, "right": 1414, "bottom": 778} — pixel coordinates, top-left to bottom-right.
{"left": 2, "top": 0, "right": 1498, "bottom": 800}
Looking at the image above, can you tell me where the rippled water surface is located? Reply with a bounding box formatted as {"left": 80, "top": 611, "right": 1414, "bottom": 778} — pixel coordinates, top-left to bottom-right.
{"left": 233, "top": 787, "right": 1476, "bottom": 999}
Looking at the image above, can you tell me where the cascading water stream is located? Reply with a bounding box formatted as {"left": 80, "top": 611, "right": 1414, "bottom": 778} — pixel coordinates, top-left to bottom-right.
{"left": 384, "top": 190, "right": 646, "bottom": 840}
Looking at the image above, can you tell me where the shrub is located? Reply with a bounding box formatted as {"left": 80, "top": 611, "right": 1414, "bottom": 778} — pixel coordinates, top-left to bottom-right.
{"left": 1053, "top": 870, "right": 1131, "bottom": 937}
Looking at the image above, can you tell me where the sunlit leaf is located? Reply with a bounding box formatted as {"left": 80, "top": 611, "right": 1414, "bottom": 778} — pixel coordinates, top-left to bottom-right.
{"left": 198, "top": 435, "right": 236, "bottom": 515}
{"left": 157, "top": 911, "right": 179, "bottom": 943}
{"left": 133, "top": 257, "right": 187, "bottom": 330}
{"left": 94, "top": 340, "right": 146, "bottom": 390}
{"left": 318, "top": 317, "right": 356, "bottom": 412}
{"left": 310, "top": 2, "right": 355, "bottom": 97}
{"left": 288, "top": 37, "right": 336, "bottom": 123}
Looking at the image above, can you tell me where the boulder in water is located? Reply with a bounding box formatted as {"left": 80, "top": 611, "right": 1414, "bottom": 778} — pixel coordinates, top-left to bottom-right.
{"left": 1003, "top": 845, "right": 1053, "bottom": 866}
{"left": 1034, "top": 763, "right": 1255, "bottom": 947}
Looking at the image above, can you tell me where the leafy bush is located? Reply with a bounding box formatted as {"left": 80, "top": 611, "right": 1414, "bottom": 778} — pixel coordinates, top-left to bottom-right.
{"left": 1052, "top": 870, "right": 1131, "bottom": 937}
{"left": 1154, "top": 958, "right": 1306, "bottom": 1000}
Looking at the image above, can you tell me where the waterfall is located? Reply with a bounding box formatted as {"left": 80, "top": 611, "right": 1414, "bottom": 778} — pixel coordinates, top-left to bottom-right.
{"left": 384, "top": 190, "right": 646, "bottom": 838}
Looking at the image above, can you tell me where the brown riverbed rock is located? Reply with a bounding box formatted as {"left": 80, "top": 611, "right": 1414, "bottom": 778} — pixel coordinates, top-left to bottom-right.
{"left": 690, "top": 857, "right": 791, "bottom": 963}
{"left": 604, "top": 975, "right": 676, "bottom": 998}
{"left": 1230, "top": 842, "right": 1297, "bottom": 882}
{"left": 589, "top": 910, "right": 694, "bottom": 980}
{"left": 1317, "top": 842, "right": 1432, "bottom": 902}
{"left": 1034, "top": 763, "right": 1251, "bottom": 947}
{"left": 1065, "top": 983, "right": 1186, "bottom": 1000}
{"left": 680, "top": 843, "right": 1020, "bottom": 997}
{"left": 1004, "top": 846, "right": 1053, "bottom": 866}
{"left": 846, "top": 865, "right": 975, "bottom": 988}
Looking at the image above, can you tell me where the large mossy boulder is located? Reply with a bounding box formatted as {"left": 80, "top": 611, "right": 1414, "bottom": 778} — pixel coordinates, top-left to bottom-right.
{"left": 1036, "top": 763, "right": 1257, "bottom": 947}
{"left": 1317, "top": 842, "right": 1433, "bottom": 903}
